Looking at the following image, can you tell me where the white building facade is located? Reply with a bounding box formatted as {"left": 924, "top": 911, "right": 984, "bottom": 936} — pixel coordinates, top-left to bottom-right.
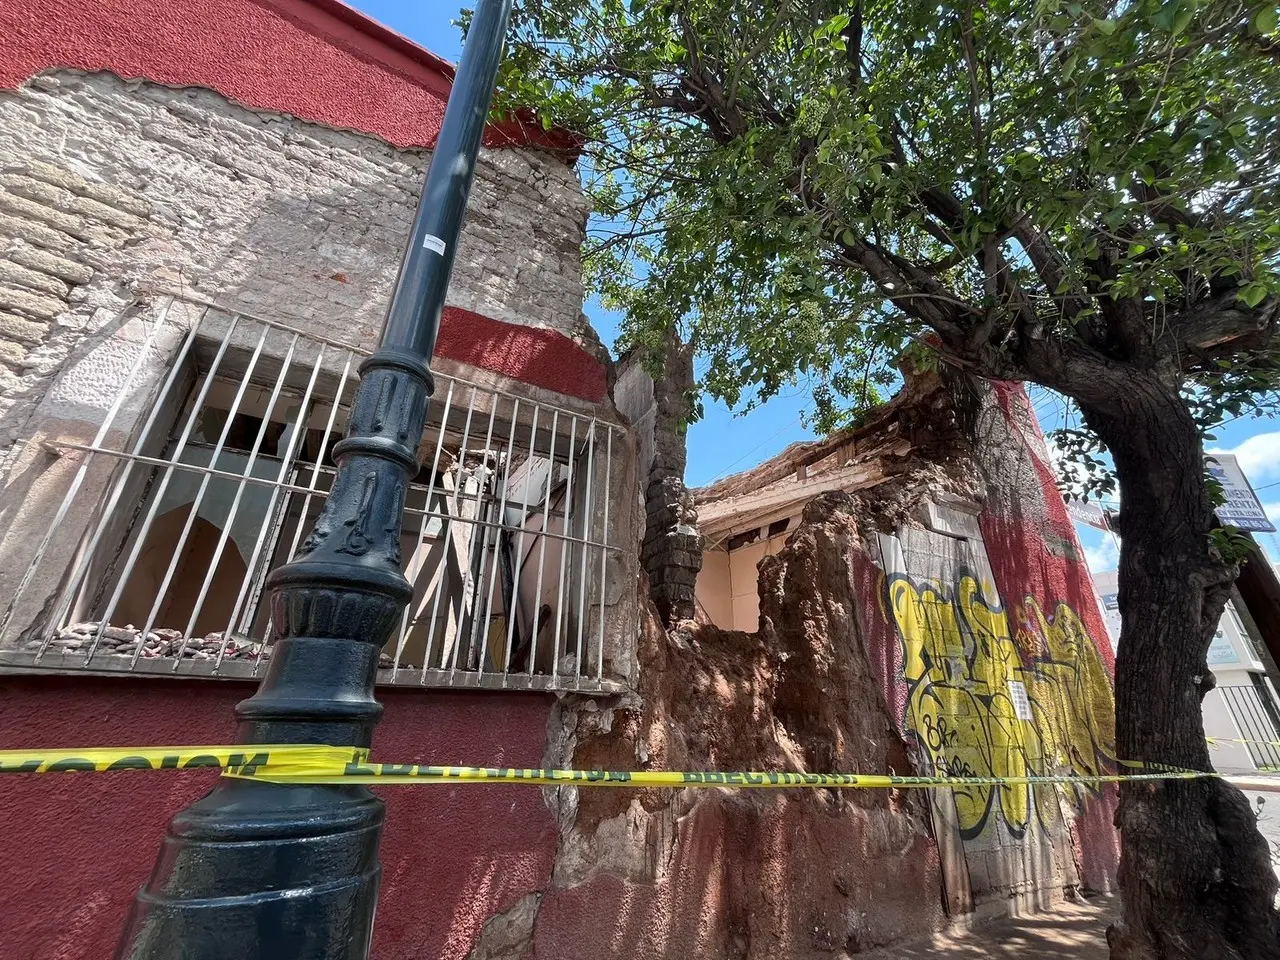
{"left": 1094, "top": 570, "right": 1280, "bottom": 773}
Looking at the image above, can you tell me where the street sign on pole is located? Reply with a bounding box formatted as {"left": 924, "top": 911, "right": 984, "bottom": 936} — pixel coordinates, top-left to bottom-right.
{"left": 1065, "top": 498, "right": 1111, "bottom": 531}
{"left": 1207, "top": 453, "right": 1276, "bottom": 533}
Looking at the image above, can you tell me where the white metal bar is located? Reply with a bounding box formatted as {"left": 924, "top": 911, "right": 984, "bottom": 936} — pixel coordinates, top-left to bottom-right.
{"left": 83, "top": 313, "right": 250, "bottom": 662}
{"left": 162, "top": 332, "right": 301, "bottom": 666}
{"left": 573, "top": 420, "right": 597, "bottom": 687}
{"left": 44, "top": 443, "right": 625, "bottom": 551}
{"left": 422, "top": 384, "right": 478, "bottom": 678}
{"left": 475, "top": 397, "right": 520, "bottom": 679}
{"left": 254, "top": 352, "right": 357, "bottom": 670}
{"left": 454, "top": 388, "right": 500, "bottom": 678}
{"left": 37, "top": 305, "right": 201, "bottom": 651}
{"left": 2, "top": 297, "right": 179, "bottom": 643}
{"left": 596, "top": 426, "right": 614, "bottom": 681}
{"left": 132, "top": 326, "right": 278, "bottom": 662}
{"left": 550, "top": 415, "right": 578, "bottom": 684}
{"left": 390, "top": 378, "right": 456, "bottom": 680}
{"left": 528, "top": 409, "right": 560, "bottom": 679}
{"left": 500, "top": 404, "right": 540, "bottom": 682}
{"left": 209, "top": 338, "right": 325, "bottom": 671}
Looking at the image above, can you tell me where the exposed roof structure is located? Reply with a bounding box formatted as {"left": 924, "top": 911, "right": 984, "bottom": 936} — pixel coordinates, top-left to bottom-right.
{"left": 694, "top": 371, "right": 971, "bottom": 544}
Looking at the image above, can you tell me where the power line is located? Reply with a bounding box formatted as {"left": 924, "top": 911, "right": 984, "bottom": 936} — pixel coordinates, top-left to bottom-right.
{"left": 699, "top": 413, "right": 805, "bottom": 485}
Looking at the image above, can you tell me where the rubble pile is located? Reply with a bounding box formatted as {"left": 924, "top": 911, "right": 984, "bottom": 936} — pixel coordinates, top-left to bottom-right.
{"left": 31, "top": 622, "right": 403, "bottom": 669}
{"left": 32, "top": 622, "right": 272, "bottom": 661}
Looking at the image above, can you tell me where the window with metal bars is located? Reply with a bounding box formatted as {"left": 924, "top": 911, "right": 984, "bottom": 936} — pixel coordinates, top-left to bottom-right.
{"left": 1, "top": 299, "right": 625, "bottom": 692}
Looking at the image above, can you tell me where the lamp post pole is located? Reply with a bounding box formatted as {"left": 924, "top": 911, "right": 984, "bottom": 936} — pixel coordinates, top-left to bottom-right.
{"left": 116, "top": 2, "right": 516, "bottom": 957}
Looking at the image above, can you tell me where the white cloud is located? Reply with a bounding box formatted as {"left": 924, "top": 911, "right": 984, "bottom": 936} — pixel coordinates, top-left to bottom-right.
{"left": 1082, "top": 537, "right": 1120, "bottom": 574}
{"left": 1209, "top": 431, "right": 1280, "bottom": 484}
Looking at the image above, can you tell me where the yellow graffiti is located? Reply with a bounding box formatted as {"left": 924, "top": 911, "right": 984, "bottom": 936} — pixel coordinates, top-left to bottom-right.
{"left": 887, "top": 573, "right": 1115, "bottom": 840}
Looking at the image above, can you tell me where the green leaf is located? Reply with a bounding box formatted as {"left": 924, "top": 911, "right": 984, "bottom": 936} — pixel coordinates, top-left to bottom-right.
{"left": 1171, "top": 5, "right": 1195, "bottom": 36}
{"left": 1240, "top": 282, "right": 1269, "bottom": 307}
{"left": 1256, "top": 7, "right": 1278, "bottom": 34}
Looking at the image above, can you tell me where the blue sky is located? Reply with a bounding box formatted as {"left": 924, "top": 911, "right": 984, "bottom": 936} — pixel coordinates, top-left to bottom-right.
{"left": 365, "top": 3, "right": 1280, "bottom": 571}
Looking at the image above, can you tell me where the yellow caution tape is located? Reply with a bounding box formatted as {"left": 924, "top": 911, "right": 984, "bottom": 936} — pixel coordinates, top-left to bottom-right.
{"left": 0, "top": 744, "right": 361, "bottom": 776}
{"left": 0, "top": 744, "right": 1245, "bottom": 788}
{"left": 244, "top": 762, "right": 1207, "bottom": 788}
{"left": 1207, "top": 736, "right": 1280, "bottom": 749}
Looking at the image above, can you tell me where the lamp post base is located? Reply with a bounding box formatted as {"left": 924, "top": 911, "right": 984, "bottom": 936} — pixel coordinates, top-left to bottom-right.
{"left": 117, "top": 779, "right": 383, "bottom": 960}
{"left": 116, "top": 635, "right": 387, "bottom": 960}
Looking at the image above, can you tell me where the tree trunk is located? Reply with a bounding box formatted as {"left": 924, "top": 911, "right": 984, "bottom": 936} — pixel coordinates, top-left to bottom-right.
{"left": 1077, "top": 372, "right": 1280, "bottom": 960}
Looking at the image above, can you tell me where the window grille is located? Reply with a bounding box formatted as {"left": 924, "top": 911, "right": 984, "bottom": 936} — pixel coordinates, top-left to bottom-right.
{"left": 1220, "top": 681, "right": 1280, "bottom": 770}
{"left": 0, "top": 297, "right": 625, "bottom": 692}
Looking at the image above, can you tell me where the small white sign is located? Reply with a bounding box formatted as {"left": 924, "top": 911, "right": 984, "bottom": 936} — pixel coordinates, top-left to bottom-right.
{"left": 1065, "top": 498, "right": 1110, "bottom": 531}
{"left": 422, "top": 234, "right": 447, "bottom": 255}
{"left": 1207, "top": 453, "right": 1276, "bottom": 533}
{"left": 1007, "top": 680, "right": 1033, "bottom": 721}
{"left": 1207, "top": 629, "right": 1240, "bottom": 666}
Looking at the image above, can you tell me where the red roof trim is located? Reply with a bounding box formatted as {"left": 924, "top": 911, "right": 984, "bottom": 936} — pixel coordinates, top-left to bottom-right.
{"left": 300, "top": 0, "right": 460, "bottom": 83}
{"left": 0, "top": 0, "right": 577, "bottom": 153}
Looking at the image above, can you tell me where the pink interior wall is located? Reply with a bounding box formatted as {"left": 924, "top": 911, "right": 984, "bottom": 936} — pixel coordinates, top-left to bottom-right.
{"left": 0, "top": 677, "right": 558, "bottom": 960}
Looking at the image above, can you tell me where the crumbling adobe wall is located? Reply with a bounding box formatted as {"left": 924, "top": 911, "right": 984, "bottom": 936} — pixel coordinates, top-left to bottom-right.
{"left": 482, "top": 492, "right": 946, "bottom": 960}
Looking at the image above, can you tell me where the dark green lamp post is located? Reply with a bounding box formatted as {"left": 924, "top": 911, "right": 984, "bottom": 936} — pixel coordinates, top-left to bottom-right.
{"left": 116, "top": 2, "right": 516, "bottom": 956}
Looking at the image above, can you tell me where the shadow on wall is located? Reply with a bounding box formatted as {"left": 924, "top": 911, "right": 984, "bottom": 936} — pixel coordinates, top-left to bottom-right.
{"left": 112, "top": 510, "right": 249, "bottom": 640}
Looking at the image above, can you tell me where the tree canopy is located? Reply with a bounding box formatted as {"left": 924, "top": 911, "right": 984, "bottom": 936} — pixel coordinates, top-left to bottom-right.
{"left": 492, "top": 2, "right": 1280, "bottom": 955}
{"left": 497, "top": 0, "right": 1280, "bottom": 453}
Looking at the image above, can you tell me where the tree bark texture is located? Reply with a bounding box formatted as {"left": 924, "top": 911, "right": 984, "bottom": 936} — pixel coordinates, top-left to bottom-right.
{"left": 1077, "top": 372, "right": 1280, "bottom": 960}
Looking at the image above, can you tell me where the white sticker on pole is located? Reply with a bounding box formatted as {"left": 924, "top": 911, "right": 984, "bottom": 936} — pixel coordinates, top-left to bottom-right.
{"left": 422, "top": 234, "right": 447, "bottom": 255}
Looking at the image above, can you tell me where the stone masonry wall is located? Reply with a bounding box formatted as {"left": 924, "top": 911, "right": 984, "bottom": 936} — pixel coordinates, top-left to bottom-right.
{"left": 0, "top": 69, "right": 645, "bottom": 687}
{"left": 616, "top": 331, "right": 702, "bottom": 624}
{"left": 0, "top": 69, "right": 595, "bottom": 450}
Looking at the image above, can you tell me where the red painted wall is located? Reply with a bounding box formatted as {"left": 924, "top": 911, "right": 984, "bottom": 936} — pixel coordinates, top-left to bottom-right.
{"left": 439, "top": 306, "right": 607, "bottom": 405}
{"left": 983, "top": 382, "right": 1116, "bottom": 673}
{"left": 0, "top": 677, "right": 558, "bottom": 960}
{"left": 0, "top": 0, "right": 573, "bottom": 152}
{"left": 978, "top": 381, "right": 1120, "bottom": 891}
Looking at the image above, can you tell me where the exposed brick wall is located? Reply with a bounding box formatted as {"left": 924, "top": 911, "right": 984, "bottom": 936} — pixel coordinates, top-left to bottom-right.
{"left": 615, "top": 332, "right": 702, "bottom": 624}
{"left": 0, "top": 70, "right": 597, "bottom": 446}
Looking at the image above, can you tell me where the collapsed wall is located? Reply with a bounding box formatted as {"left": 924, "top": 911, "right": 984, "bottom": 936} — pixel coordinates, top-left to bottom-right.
{"left": 477, "top": 366, "right": 1123, "bottom": 957}
{"left": 514, "top": 496, "right": 947, "bottom": 960}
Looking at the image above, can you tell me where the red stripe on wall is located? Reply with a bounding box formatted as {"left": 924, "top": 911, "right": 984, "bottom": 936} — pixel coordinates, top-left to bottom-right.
{"left": 438, "top": 306, "right": 607, "bottom": 404}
